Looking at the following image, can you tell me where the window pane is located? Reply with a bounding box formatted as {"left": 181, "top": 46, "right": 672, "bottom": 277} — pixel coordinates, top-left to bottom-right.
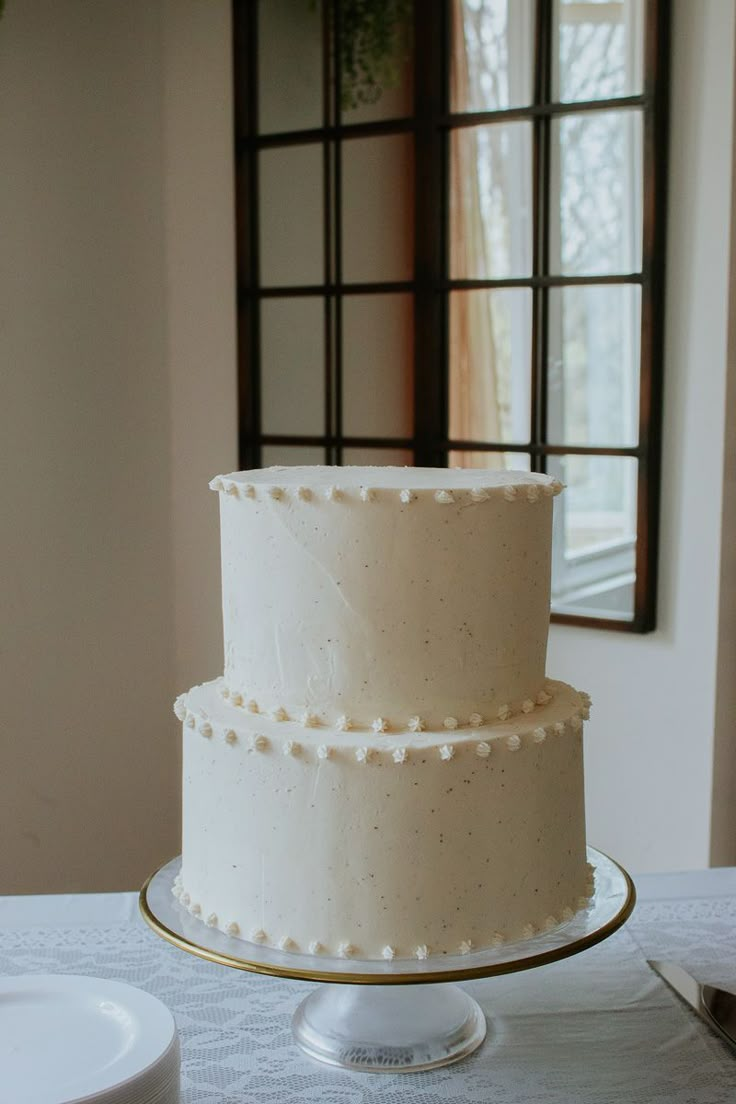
{"left": 342, "top": 135, "right": 414, "bottom": 283}
{"left": 261, "top": 298, "right": 325, "bottom": 435}
{"left": 450, "top": 122, "right": 533, "bottom": 279}
{"left": 449, "top": 289, "right": 532, "bottom": 444}
{"left": 549, "top": 454, "right": 637, "bottom": 620}
{"left": 341, "top": 6, "right": 413, "bottom": 125}
{"left": 258, "top": 0, "right": 323, "bottom": 133}
{"left": 449, "top": 451, "right": 531, "bottom": 471}
{"left": 342, "top": 294, "right": 414, "bottom": 437}
{"left": 547, "top": 284, "right": 641, "bottom": 447}
{"left": 260, "top": 146, "right": 323, "bottom": 286}
{"left": 261, "top": 446, "right": 327, "bottom": 466}
{"left": 451, "top": 0, "right": 535, "bottom": 112}
{"left": 342, "top": 448, "right": 414, "bottom": 466}
{"left": 551, "top": 109, "right": 643, "bottom": 276}
{"left": 553, "top": 0, "right": 645, "bottom": 104}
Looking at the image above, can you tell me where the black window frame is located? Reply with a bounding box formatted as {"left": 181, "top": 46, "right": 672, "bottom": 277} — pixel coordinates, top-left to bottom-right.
{"left": 231, "top": 0, "right": 670, "bottom": 632}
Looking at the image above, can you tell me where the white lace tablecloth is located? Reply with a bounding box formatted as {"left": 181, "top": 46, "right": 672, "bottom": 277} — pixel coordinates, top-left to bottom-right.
{"left": 1, "top": 869, "right": 734, "bottom": 1102}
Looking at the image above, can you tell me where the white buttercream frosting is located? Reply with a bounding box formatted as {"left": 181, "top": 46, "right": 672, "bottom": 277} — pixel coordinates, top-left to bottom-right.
{"left": 178, "top": 676, "right": 590, "bottom": 957}
{"left": 217, "top": 467, "right": 556, "bottom": 726}
{"left": 178, "top": 465, "right": 589, "bottom": 960}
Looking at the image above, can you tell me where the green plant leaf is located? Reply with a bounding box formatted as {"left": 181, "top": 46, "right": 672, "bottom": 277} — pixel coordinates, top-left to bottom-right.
{"left": 339, "top": 0, "right": 412, "bottom": 110}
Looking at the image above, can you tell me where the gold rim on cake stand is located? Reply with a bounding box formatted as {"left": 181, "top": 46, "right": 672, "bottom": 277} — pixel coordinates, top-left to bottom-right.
{"left": 139, "top": 846, "right": 634, "bottom": 986}
{"left": 140, "top": 847, "right": 634, "bottom": 1072}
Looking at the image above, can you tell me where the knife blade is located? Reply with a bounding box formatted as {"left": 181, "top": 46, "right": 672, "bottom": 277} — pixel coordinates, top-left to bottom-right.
{"left": 648, "top": 959, "right": 736, "bottom": 1050}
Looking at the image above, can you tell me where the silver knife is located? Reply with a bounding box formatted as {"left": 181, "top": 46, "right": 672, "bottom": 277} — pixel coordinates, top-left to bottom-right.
{"left": 648, "top": 959, "right": 736, "bottom": 1050}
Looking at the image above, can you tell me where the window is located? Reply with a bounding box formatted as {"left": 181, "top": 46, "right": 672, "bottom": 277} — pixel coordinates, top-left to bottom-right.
{"left": 232, "top": 0, "right": 669, "bottom": 630}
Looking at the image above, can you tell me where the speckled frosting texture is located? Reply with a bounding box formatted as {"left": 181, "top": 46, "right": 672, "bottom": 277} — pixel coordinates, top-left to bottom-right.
{"left": 176, "top": 465, "right": 590, "bottom": 960}
{"left": 177, "top": 678, "right": 590, "bottom": 958}
{"left": 215, "top": 466, "right": 558, "bottom": 728}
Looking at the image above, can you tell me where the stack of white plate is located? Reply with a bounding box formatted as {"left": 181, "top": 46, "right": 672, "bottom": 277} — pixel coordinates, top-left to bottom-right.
{"left": 0, "top": 975, "right": 179, "bottom": 1104}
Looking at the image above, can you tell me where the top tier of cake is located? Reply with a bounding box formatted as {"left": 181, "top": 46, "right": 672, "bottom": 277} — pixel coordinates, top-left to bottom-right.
{"left": 209, "top": 466, "right": 562, "bottom": 732}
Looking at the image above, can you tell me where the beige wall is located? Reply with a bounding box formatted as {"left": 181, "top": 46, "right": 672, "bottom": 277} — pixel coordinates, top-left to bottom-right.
{"left": 162, "top": 0, "right": 238, "bottom": 696}
{"left": 0, "top": 0, "right": 236, "bottom": 893}
{"left": 711, "top": 27, "right": 736, "bottom": 866}
{"left": 2, "top": 0, "right": 735, "bottom": 892}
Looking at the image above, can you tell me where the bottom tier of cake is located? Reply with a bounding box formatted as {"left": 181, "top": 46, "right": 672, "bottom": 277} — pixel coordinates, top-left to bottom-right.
{"left": 174, "top": 678, "right": 591, "bottom": 960}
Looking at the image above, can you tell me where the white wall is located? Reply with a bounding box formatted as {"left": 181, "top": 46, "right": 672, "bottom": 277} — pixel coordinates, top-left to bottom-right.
{"left": 0, "top": 0, "right": 236, "bottom": 893}
{"left": 548, "top": 0, "right": 736, "bottom": 873}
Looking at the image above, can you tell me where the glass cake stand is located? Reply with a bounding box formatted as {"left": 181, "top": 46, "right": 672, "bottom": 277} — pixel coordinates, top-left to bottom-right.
{"left": 140, "top": 846, "right": 634, "bottom": 1073}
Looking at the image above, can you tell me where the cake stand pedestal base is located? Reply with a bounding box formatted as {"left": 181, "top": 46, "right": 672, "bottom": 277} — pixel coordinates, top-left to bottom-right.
{"left": 140, "top": 849, "right": 635, "bottom": 1073}
{"left": 292, "top": 981, "right": 486, "bottom": 1072}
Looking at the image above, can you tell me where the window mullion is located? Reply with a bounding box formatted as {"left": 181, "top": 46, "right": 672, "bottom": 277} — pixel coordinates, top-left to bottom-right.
{"left": 531, "top": 0, "right": 554, "bottom": 474}
{"left": 322, "top": 1, "right": 334, "bottom": 466}
{"left": 234, "top": 0, "right": 262, "bottom": 471}
{"left": 412, "top": 0, "right": 448, "bottom": 468}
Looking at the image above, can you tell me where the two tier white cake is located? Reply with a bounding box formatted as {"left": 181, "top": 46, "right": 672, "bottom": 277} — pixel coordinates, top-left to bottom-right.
{"left": 173, "top": 466, "right": 592, "bottom": 960}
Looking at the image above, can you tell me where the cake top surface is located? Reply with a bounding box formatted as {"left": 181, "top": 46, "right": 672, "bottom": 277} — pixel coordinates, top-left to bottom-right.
{"left": 214, "top": 465, "right": 562, "bottom": 493}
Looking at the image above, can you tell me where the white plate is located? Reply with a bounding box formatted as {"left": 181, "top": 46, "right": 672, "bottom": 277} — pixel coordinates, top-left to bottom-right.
{"left": 0, "top": 974, "right": 178, "bottom": 1104}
